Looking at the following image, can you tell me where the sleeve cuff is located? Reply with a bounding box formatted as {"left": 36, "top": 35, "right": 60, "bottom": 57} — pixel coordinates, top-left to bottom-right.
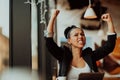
{"left": 44, "top": 30, "right": 54, "bottom": 37}
{"left": 107, "top": 32, "right": 116, "bottom": 35}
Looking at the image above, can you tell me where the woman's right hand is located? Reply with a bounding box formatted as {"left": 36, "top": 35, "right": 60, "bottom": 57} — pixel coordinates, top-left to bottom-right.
{"left": 51, "top": 9, "right": 60, "bottom": 19}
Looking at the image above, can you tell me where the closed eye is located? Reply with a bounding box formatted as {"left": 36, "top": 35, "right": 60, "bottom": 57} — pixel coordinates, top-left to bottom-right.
{"left": 80, "top": 33, "right": 85, "bottom": 36}
{"left": 74, "top": 33, "right": 85, "bottom": 36}
{"left": 74, "top": 33, "right": 79, "bottom": 36}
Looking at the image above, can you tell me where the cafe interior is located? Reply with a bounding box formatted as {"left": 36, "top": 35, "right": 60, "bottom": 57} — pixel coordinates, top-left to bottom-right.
{"left": 0, "top": 0, "right": 120, "bottom": 80}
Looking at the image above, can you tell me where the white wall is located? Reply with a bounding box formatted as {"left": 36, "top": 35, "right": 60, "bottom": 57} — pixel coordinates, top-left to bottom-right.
{"left": 0, "top": 0, "right": 9, "bottom": 38}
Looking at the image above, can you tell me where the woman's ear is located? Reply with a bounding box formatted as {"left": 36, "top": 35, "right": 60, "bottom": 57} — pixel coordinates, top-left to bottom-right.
{"left": 67, "top": 39, "right": 71, "bottom": 45}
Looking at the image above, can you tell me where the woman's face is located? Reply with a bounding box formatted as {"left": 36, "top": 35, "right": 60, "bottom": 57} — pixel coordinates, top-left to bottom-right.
{"left": 68, "top": 28, "right": 86, "bottom": 48}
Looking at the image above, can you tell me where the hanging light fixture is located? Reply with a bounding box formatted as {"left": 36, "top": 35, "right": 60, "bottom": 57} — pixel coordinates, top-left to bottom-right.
{"left": 84, "top": 0, "right": 97, "bottom": 19}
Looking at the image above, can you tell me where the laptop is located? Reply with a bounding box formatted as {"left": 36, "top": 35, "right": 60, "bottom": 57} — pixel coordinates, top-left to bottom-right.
{"left": 78, "top": 72, "right": 104, "bottom": 80}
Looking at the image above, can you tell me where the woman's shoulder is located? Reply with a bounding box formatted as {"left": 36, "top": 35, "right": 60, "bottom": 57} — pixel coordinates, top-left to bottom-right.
{"left": 82, "top": 47, "right": 93, "bottom": 55}
{"left": 83, "top": 47, "right": 92, "bottom": 51}
{"left": 61, "top": 45, "right": 70, "bottom": 51}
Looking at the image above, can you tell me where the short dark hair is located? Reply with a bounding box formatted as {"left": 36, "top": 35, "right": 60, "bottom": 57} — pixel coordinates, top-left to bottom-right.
{"left": 64, "top": 25, "right": 77, "bottom": 39}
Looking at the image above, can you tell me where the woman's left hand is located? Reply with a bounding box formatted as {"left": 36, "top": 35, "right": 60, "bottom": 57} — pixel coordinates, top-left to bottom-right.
{"left": 101, "top": 13, "right": 112, "bottom": 22}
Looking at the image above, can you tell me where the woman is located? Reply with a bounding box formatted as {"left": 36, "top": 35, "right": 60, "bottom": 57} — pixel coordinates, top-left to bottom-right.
{"left": 45, "top": 9, "right": 116, "bottom": 80}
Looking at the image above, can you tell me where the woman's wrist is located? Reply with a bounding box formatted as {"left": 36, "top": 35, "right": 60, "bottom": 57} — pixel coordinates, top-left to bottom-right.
{"left": 44, "top": 30, "right": 54, "bottom": 37}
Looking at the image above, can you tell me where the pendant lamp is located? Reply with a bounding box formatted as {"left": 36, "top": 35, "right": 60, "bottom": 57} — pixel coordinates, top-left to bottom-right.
{"left": 84, "top": 0, "right": 97, "bottom": 19}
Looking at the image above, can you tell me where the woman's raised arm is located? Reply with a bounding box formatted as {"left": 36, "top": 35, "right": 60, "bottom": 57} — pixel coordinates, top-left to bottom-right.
{"left": 46, "top": 9, "right": 60, "bottom": 37}
{"left": 101, "top": 13, "right": 116, "bottom": 33}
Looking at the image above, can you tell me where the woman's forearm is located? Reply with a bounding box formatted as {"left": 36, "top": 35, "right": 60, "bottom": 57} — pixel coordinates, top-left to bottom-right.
{"left": 47, "top": 10, "right": 60, "bottom": 33}
{"left": 107, "top": 21, "right": 115, "bottom": 33}
{"left": 47, "top": 16, "right": 56, "bottom": 33}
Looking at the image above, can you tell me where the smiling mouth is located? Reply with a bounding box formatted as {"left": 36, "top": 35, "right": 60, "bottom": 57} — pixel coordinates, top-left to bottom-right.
{"left": 78, "top": 40, "right": 83, "bottom": 44}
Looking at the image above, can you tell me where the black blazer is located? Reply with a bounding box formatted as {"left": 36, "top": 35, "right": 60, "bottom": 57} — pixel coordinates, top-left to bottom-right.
{"left": 45, "top": 34, "right": 116, "bottom": 76}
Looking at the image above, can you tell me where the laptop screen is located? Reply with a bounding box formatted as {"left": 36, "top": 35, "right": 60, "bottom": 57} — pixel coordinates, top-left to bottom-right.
{"left": 78, "top": 72, "right": 104, "bottom": 80}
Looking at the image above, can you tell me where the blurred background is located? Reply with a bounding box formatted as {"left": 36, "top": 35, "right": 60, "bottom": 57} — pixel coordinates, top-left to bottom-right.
{"left": 0, "top": 0, "right": 120, "bottom": 80}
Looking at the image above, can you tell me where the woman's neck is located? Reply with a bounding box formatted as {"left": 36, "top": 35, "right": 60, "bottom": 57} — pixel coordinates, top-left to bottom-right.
{"left": 72, "top": 47, "right": 82, "bottom": 58}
